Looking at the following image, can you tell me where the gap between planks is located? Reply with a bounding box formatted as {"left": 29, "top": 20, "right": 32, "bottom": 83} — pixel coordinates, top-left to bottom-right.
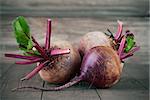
{"left": 40, "top": 81, "right": 45, "bottom": 100}
{"left": 95, "top": 89, "right": 102, "bottom": 100}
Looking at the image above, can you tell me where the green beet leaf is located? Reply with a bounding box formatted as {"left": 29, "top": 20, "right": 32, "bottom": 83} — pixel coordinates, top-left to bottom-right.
{"left": 12, "top": 16, "right": 40, "bottom": 55}
{"left": 13, "top": 16, "right": 32, "bottom": 49}
{"left": 124, "top": 35, "right": 135, "bottom": 53}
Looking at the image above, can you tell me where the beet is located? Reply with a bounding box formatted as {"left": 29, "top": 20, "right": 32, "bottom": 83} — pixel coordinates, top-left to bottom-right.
{"left": 39, "top": 41, "right": 81, "bottom": 83}
{"left": 5, "top": 17, "right": 81, "bottom": 84}
{"left": 80, "top": 46, "right": 122, "bottom": 88}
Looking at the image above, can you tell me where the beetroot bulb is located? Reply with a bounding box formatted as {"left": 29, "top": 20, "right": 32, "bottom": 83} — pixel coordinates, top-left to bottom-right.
{"left": 5, "top": 17, "right": 81, "bottom": 84}
{"left": 12, "top": 20, "right": 140, "bottom": 91}
{"left": 39, "top": 41, "right": 81, "bottom": 83}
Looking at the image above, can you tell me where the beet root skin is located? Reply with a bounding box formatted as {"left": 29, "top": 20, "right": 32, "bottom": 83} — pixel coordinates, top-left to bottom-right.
{"left": 39, "top": 41, "right": 81, "bottom": 83}
{"left": 81, "top": 46, "right": 122, "bottom": 88}
{"left": 78, "top": 31, "right": 113, "bottom": 56}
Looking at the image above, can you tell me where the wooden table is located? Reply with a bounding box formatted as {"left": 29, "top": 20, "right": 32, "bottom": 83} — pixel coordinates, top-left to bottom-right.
{"left": 0, "top": 0, "right": 149, "bottom": 100}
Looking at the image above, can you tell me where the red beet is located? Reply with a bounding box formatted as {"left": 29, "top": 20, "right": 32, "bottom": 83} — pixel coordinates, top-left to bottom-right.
{"left": 38, "top": 41, "right": 81, "bottom": 83}
{"left": 5, "top": 17, "right": 81, "bottom": 84}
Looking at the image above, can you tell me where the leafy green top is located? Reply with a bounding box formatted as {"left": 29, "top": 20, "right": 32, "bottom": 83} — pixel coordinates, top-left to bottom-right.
{"left": 12, "top": 16, "right": 39, "bottom": 55}
{"left": 105, "top": 21, "right": 139, "bottom": 61}
{"left": 124, "top": 34, "right": 135, "bottom": 53}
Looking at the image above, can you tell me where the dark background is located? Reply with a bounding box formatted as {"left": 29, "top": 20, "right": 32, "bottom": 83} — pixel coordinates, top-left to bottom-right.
{"left": 0, "top": 0, "right": 149, "bottom": 100}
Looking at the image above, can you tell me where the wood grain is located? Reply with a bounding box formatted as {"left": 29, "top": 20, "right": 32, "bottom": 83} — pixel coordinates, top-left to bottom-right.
{"left": 1, "top": 0, "right": 149, "bottom": 17}
{"left": 1, "top": 64, "right": 43, "bottom": 100}
{"left": 42, "top": 82, "right": 100, "bottom": 100}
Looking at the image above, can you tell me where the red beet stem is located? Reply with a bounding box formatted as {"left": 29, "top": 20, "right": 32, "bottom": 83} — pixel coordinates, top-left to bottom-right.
{"left": 15, "top": 58, "right": 43, "bottom": 65}
{"left": 120, "top": 46, "right": 140, "bottom": 59}
{"left": 5, "top": 53, "right": 39, "bottom": 60}
{"left": 125, "top": 30, "right": 130, "bottom": 35}
{"left": 45, "top": 19, "right": 51, "bottom": 50}
{"left": 31, "top": 36, "right": 48, "bottom": 59}
{"left": 34, "top": 45, "right": 47, "bottom": 59}
{"left": 115, "top": 20, "right": 123, "bottom": 41}
{"left": 13, "top": 75, "right": 82, "bottom": 91}
{"left": 117, "top": 37, "right": 126, "bottom": 58}
{"left": 121, "top": 54, "right": 133, "bottom": 60}
{"left": 26, "top": 52, "right": 39, "bottom": 56}
{"left": 20, "top": 60, "right": 49, "bottom": 81}
{"left": 51, "top": 49, "right": 70, "bottom": 56}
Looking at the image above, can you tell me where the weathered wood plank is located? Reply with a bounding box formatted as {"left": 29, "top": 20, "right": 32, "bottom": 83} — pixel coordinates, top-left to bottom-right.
{"left": 1, "top": 7, "right": 148, "bottom": 17}
{"left": 1, "top": 63, "right": 43, "bottom": 100}
{"left": 1, "top": 0, "right": 149, "bottom": 17}
{"left": 1, "top": 0, "right": 148, "bottom": 7}
{"left": 123, "top": 63, "right": 149, "bottom": 89}
{"left": 42, "top": 82, "right": 101, "bottom": 100}
{"left": 98, "top": 89, "right": 148, "bottom": 100}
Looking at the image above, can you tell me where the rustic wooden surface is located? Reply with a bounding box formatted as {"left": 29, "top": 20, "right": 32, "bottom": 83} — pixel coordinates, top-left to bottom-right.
{"left": 1, "top": 0, "right": 149, "bottom": 17}
{"left": 0, "top": 0, "right": 149, "bottom": 100}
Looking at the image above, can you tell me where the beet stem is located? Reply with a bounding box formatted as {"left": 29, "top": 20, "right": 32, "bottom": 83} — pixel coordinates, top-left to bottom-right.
{"left": 121, "top": 46, "right": 140, "bottom": 59}
{"left": 125, "top": 30, "right": 130, "bottom": 35}
{"left": 15, "top": 58, "right": 43, "bottom": 65}
{"left": 117, "top": 37, "right": 126, "bottom": 58}
{"left": 45, "top": 19, "right": 51, "bottom": 50}
{"left": 5, "top": 53, "right": 39, "bottom": 60}
{"left": 107, "top": 29, "right": 114, "bottom": 38}
{"left": 115, "top": 20, "right": 123, "bottom": 41}
{"left": 20, "top": 60, "right": 49, "bottom": 81}
{"left": 26, "top": 52, "right": 40, "bottom": 56}
{"left": 50, "top": 49, "right": 70, "bottom": 56}
{"left": 121, "top": 54, "right": 133, "bottom": 60}
{"left": 14, "top": 75, "right": 83, "bottom": 91}
{"left": 31, "top": 36, "right": 48, "bottom": 59}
